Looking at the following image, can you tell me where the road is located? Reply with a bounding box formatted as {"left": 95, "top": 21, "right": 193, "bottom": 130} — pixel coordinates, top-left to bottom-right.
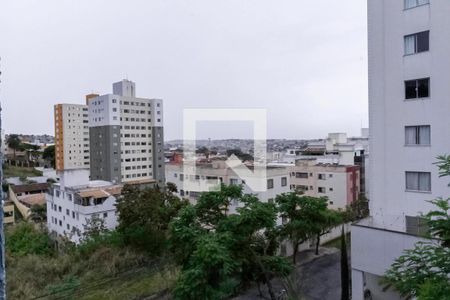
{"left": 234, "top": 247, "right": 343, "bottom": 300}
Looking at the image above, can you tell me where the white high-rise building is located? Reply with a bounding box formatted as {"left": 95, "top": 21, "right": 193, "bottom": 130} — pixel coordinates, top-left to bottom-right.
{"left": 54, "top": 104, "right": 90, "bottom": 171}
{"left": 351, "top": 1, "right": 449, "bottom": 299}
{"left": 88, "top": 80, "right": 165, "bottom": 184}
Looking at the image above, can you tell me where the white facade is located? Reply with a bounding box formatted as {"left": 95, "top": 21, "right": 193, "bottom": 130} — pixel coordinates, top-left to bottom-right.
{"left": 351, "top": 1, "right": 449, "bottom": 299}
{"left": 166, "top": 161, "right": 290, "bottom": 207}
{"left": 46, "top": 169, "right": 121, "bottom": 244}
{"left": 289, "top": 160, "right": 360, "bottom": 210}
{"left": 88, "top": 80, "right": 165, "bottom": 184}
{"left": 54, "top": 103, "right": 90, "bottom": 171}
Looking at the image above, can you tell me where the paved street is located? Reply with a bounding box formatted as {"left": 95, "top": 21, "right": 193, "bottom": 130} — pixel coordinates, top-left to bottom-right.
{"left": 234, "top": 247, "right": 343, "bottom": 300}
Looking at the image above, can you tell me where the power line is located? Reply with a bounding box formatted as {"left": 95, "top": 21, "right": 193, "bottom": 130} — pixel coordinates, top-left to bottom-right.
{"left": 31, "top": 258, "right": 169, "bottom": 300}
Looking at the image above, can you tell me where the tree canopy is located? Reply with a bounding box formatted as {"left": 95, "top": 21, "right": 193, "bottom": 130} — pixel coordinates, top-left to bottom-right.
{"left": 170, "top": 185, "right": 292, "bottom": 300}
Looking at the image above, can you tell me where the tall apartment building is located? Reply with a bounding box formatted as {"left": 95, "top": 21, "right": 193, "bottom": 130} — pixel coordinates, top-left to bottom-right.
{"left": 289, "top": 160, "right": 360, "bottom": 210}
{"left": 54, "top": 104, "right": 90, "bottom": 171}
{"left": 88, "top": 80, "right": 165, "bottom": 184}
{"left": 351, "top": 1, "right": 447, "bottom": 299}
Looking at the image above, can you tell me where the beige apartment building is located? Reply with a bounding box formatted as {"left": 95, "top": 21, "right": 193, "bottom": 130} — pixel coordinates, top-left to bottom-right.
{"left": 289, "top": 159, "right": 360, "bottom": 210}
{"left": 166, "top": 160, "right": 290, "bottom": 206}
{"left": 54, "top": 104, "right": 90, "bottom": 171}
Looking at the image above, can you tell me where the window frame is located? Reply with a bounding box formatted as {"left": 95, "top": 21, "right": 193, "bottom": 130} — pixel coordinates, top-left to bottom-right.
{"left": 405, "top": 125, "right": 431, "bottom": 146}
{"left": 404, "top": 78, "right": 430, "bottom": 100}
{"left": 404, "top": 31, "right": 430, "bottom": 55}
{"left": 404, "top": 0, "right": 430, "bottom": 10}
{"left": 405, "top": 171, "right": 431, "bottom": 192}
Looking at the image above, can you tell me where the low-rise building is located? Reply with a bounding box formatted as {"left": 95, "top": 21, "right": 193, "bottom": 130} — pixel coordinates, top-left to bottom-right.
{"left": 166, "top": 160, "right": 290, "bottom": 207}
{"left": 289, "top": 159, "right": 360, "bottom": 210}
{"left": 46, "top": 169, "right": 122, "bottom": 243}
{"left": 8, "top": 183, "right": 49, "bottom": 218}
{"left": 3, "top": 201, "right": 14, "bottom": 225}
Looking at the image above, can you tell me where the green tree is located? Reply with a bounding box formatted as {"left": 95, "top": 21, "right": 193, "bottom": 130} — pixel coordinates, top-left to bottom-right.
{"left": 116, "top": 184, "right": 187, "bottom": 254}
{"left": 7, "top": 134, "right": 21, "bottom": 160}
{"left": 312, "top": 207, "right": 342, "bottom": 255}
{"left": 276, "top": 193, "right": 312, "bottom": 264}
{"left": 170, "top": 185, "right": 291, "bottom": 300}
{"left": 82, "top": 215, "right": 108, "bottom": 242}
{"left": 276, "top": 193, "right": 342, "bottom": 261}
{"left": 29, "top": 204, "right": 47, "bottom": 223}
{"left": 6, "top": 222, "right": 52, "bottom": 256}
{"left": 42, "top": 145, "right": 55, "bottom": 168}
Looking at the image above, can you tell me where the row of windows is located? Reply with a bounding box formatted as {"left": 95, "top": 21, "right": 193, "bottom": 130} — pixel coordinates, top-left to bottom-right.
{"left": 121, "top": 117, "right": 161, "bottom": 123}
{"left": 123, "top": 157, "right": 148, "bottom": 162}
{"left": 290, "top": 185, "right": 333, "bottom": 193}
{"left": 124, "top": 165, "right": 150, "bottom": 170}
{"left": 403, "top": 3, "right": 432, "bottom": 195}
{"left": 174, "top": 173, "right": 286, "bottom": 189}
{"left": 123, "top": 133, "right": 148, "bottom": 138}
{"left": 291, "top": 172, "right": 334, "bottom": 179}
{"left": 121, "top": 101, "right": 160, "bottom": 108}
{"left": 122, "top": 173, "right": 151, "bottom": 179}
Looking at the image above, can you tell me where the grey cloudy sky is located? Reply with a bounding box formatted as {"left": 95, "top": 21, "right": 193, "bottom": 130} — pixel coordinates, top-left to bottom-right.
{"left": 0, "top": 0, "right": 368, "bottom": 141}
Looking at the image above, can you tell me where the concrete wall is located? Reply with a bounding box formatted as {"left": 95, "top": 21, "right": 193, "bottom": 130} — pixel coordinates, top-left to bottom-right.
{"left": 89, "top": 125, "right": 121, "bottom": 183}
{"left": 368, "top": 0, "right": 450, "bottom": 231}
{"left": 351, "top": 221, "right": 430, "bottom": 300}
{"left": 152, "top": 126, "right": 165, "bottom": 184}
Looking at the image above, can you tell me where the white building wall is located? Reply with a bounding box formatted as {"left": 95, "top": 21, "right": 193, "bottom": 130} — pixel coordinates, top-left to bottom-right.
{"left": 368, "top": 0, "right": 450, "bottom": 232}
{"left": 352, "top": 1, "right": 450, "bottom": 299}
{"left": 58, "top": 104, "right": 90, "bottom": 169}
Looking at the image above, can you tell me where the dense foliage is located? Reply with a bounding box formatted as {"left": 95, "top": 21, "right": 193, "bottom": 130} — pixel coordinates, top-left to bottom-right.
{"left": 170, "top": 185, "right": 292, "bottom": 300}
{"left": 276, "top": 193, "right": 342, "bottom": 262}
{"left": 116, "top": 184, "right": 188, "bottom": 254}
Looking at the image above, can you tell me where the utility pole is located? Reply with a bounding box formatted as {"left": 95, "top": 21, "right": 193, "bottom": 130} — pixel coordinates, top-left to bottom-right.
{"left": 0, "top": 56, "right": 6, "bottom": 300}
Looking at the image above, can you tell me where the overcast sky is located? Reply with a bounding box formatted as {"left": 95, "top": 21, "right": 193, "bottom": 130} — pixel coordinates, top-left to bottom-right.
{"left": 0, "top": 0, "right": 368, "bottom": 141}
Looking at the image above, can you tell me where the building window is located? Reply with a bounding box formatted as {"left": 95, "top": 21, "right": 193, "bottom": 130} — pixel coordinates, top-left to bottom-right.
{"left": 404, "top": 0, "right": 429, "bottom": 9}
{"left": 406, "top": 171, "right": 431, "bottom": 192}
{"left": 405, "top": 125, "right": 430, "bottom": 145}
{"left": 267, "top": 179, "right": 274, "bottom": 189}
{"left": 405, "top": 78, "right": 430, "bottom": 99}
{"left": 230, "top": 178, "right": 239, "bottom": 185}
{"left": 404, "top": 31, "right": 429, "bottom": 55}
{"left": 295, "top": 172, "right": 308, "bottom": 179}
{"left": 405, "top": 215, "right": 428, "bottom": 235}
{"left": 318, "top": 187, "right": 326, "bottom": 193}
{"left": 281, "top": 177, "right": 287, "bottom": 187}
{"left": 318, "top": 173, "right": 326, "bottom": 180}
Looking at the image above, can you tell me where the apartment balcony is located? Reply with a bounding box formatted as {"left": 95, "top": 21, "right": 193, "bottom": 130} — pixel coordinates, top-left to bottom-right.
{"left": 351, "top": 217, "right": 430, "bottom": 300}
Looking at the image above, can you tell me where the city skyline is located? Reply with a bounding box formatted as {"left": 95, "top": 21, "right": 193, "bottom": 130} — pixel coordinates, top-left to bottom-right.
{"left": 0, "top": 0, "right": 368, "bottom": 140}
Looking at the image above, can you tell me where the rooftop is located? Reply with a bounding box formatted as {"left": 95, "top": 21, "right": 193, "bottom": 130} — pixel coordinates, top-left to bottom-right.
{"left": 10, "top": 183, "right": 49, "bottom": 194}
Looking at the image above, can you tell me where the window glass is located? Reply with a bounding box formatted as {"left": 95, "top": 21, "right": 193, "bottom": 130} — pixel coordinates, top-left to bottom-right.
{"left": 417, "top": 78, "right": 429, "bottom": 98}
{"left": 405, "top": 80, "right": 417, "bottom": 99}
{"left": 404, "top": 34, "right": 415, "bottom": 55}
{"left": 406, "top": 172, "right": 431, "bottom": 191}
{"left": 416, "top": 31, "right": 429, "bottom": 52}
